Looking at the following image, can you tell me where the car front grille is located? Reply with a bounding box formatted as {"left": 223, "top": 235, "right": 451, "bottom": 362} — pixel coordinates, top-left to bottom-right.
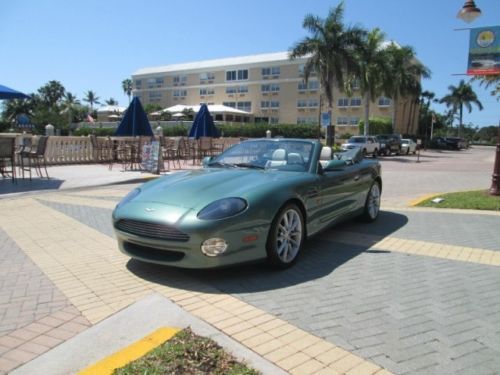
{"left": 115, "top": 219, "right": 190, "bottom": 242}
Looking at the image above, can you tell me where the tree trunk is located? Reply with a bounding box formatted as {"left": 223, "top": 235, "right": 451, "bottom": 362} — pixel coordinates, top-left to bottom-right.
{"left": 364, "top": 92, "right": 370, "bottom": 136}
{"left": 392, "top": 95, "right": 398, "bottom": 134}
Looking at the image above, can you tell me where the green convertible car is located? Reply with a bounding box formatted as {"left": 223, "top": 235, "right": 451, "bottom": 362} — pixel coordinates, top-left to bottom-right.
{"left": 112, "top": 138, "right": 382, "bottom": 269}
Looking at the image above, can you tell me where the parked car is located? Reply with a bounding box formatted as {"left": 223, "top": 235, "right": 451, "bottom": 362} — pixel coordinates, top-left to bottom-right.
{"left": 431, "top": 137, "right": 467, "bottom": 150}
{"left": 376, "top": 134, "right": 402, "bottom": 156}
{"left": 341, "top": 136, "right": 380, "bottom": 157}
{"left": 401, "top": 138, "right": 417, "bottom": 154}
{"left": 113, "top": 139, "right": 382, "bottom": 269}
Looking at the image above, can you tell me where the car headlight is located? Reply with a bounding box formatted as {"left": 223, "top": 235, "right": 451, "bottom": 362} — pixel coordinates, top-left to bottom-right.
{"left": 116, "top": 188, "right": 140, "bottom": 208}
{"left": 198, "top": 198, "right": 247, "bottom": 220}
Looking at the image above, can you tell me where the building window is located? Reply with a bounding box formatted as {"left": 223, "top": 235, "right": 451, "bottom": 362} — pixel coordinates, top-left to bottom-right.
{"left": 351, "top": 79, "right": 361, "bottom": 90}
{"left": 199, "top": 72, "right": 215, "bottom": 81}
{"left": 262, "top": 67, "right": 280, "bottom": 77}
{"left": 226, "top": 69, "right": 248, "bottom": 81}
{"left": 134, "top": 79, "right": 142, "bottom": 89}
{"left": 297, "top": 99, "right": 307, "bottom": 108}
{"left": 262, "top": 101, "right": 280, "bottom": 108}
{"left": 237, "top": 101, "right": 251, "bottom": 112}
{"left": 298, "top": 80, "right": 319, "bottom": 91}
{"left": 349, "top": 117, "right": 360, "bottom": 125}
{"left": 223, "top": 101, "right": 236, "bottom": 108}
{"left": 173, "top": 89, "right": 187, "bottom": 97}
{"left": 298, "top": 64, "right": 316, "bottom": 76}
{"left": 226, "top": 86, "right": 248, "bottom": 94}
{"left": 270, "top": 117, "right": 279, "bottom": 124}
{"left": 261, "top": 83, "right": 280, "bottom": 92}
{"left": 173, "top": 75, "right": 187, "bottom": 84}
{"left": 338, "top": 97, "right": 349, "bottom": 107}
{"left": 297, "top": 117, "right": 316, "bottom": 125}
{"left": 147, "top": 78, "right": 163, "bottom": 89}
{"left": 378, "top": 96, "right": 391, "bottom": 106}
{"left": 308, "top": 99, "right": 319, "bottom": 108}
{"left": 337, "top": 116, "right": 349, "bottom": 125}
{"left": 350, "top": 97, "right": 362, "bottom": 107}
{"left": 200, "top": 87, "right": 215, "bottom": 96}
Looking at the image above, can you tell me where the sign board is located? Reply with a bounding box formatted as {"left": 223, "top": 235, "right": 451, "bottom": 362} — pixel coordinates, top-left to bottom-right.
{"left": 321, "top": 112, "right": 331, "bottom": 127}
{"left": 467, "top": 26, "right": 500, "bottom": 76}
{"left": 417, "top": 139, "right": 422, "bottom": 145}
{"left": 141, "top": 140, "right": 161, "bottom": 173}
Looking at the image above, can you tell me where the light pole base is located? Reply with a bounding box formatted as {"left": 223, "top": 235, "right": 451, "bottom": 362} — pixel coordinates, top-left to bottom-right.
{"left": 490, "top": 143, "right": 500, "bottom": 196}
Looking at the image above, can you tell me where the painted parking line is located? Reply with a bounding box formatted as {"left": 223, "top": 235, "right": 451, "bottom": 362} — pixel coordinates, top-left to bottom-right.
{"left": 78, "top": 326, "right": 180, "bottom": 375}
{"left": 333, "top": 230, "right": 500, "bottom": 266}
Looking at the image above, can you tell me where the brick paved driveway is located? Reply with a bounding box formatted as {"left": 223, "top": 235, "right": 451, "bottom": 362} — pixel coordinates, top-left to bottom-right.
{"left": 0, "top": 146, "right": 499, "bottom": 374}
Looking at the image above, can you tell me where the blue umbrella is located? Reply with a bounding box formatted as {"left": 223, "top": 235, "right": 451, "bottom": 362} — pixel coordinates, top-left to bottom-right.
{"left": 0, "top": 84, "right": 30, "bottom": 100}
{"left": 114, "top": 97, "right": 154, "bottom": 136}
{"left": 188, "top": 104, "right": 220, "bottom": 139}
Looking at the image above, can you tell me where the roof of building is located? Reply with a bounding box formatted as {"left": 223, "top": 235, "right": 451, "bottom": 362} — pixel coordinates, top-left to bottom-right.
{"left": 133, "top": 51, "right": 304, "bottom": 76}
{"left": 162, "top": 104, "right": 250, "bottom": 115}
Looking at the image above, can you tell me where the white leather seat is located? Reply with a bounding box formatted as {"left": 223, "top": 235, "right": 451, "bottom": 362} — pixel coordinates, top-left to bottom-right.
{"left": 265, "top": 148, "right": 287, "bottom": 168}
{"left": 319, "top": 146, "right": 332, "bottom": 168}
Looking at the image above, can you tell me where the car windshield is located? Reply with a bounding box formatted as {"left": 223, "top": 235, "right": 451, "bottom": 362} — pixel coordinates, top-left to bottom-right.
{"left": 348, "top": 137, "right": 366, "bottom": 143}
{"left": 208, "top": 139, "right": 314, "bottom": 172}
{"left": 402, "top": 140, "right": 409, "bottom": 144}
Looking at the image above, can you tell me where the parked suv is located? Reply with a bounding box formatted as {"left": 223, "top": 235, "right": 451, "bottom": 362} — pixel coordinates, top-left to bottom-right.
{"left": 341, "top": 136, "right": 380, "bottom": 157}
{"left": 376, "top": 134, "right": 402, "bottom": 156}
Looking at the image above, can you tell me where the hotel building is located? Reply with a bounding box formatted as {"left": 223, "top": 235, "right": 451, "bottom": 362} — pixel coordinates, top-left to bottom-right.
{"left": 132, "top": 51, "right": 420, "bottom": 136}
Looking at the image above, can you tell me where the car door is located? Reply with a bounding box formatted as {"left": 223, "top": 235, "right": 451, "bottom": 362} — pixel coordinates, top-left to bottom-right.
{"left": 314, "top": 162, "right": 360, "bottom": 229}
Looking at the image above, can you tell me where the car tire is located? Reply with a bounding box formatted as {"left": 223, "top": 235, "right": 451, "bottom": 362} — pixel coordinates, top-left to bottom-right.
{"left": 406, "top": 148, "right": 410, "bottom": 155}
{"left": 385, "top": 149, "right": 390, "bottom": 156}
{"left": 396, "top": 147, "right": 401, "bottom": 156}
{"left": 372, "top": 149, "right": 378, "bottom": 158}
{"left": 361, "top": 181, "right": 381, "bottom": 222}
{"left": 266, "top": 203, "right": 304, "bottom": 268}
{"left": 362, "top": 149, "right": 367, "bottom": 157}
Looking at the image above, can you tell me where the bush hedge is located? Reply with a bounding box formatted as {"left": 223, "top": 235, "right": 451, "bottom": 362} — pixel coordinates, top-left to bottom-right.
{"left": 358, "top": 117, "right": 392, "bottom": 135}
{"left": 74, "top": 123, "right": 319, "bottom": 139}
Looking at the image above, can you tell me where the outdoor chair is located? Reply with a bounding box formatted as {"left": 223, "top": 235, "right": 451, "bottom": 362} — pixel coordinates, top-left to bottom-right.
{"left": 90, "top": 134, "right": 113, "bottom": 163}
{"left": 16, "top": 137, "right": 33, "bottom": 180}
{"left": 0, "top": 137, "right": 17, "bottom": 183}
{"left": 160, "top": 136, "right": 181, "bottom": 170}
{"left": 27, "top": 136, "right": 50, "bottom": 179}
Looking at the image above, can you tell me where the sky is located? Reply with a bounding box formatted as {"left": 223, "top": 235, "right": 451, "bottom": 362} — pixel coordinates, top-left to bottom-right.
{"left": 1, "top": 0, "right": 499, "bottom": 127}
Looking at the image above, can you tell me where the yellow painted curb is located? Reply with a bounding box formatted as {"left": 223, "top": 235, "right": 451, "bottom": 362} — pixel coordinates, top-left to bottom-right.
{"left": 78, "top": 327, "right": 180, "bottom": 375}
{"left": 408, "top": 193, "right": 440, "bottom": 207}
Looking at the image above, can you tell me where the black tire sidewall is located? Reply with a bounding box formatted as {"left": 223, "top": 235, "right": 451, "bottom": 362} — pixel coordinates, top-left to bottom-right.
{"left": 266, "top": 203, "right": 304, "bottom": 268}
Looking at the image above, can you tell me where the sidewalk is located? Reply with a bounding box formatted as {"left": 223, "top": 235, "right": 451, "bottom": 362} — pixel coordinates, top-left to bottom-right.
{"left": 1, "top": 147, "right": 499, "bottom": 374}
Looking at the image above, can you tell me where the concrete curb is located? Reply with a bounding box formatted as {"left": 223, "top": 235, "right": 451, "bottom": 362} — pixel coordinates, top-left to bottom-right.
{"left": 11, "top": 293, "right": 288, "bottom": 375}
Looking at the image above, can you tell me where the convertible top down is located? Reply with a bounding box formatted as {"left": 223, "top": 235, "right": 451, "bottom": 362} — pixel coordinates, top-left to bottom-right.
{"left": 113, "top": 138, "right": 382, "bottom": 269}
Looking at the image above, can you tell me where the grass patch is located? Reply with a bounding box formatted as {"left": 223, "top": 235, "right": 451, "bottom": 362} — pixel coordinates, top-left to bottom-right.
{"left": 417, "top": 190, "right": 500, "bottom": 211}
{"left": 113, "top": 328, "right": 260, "bottom": 375}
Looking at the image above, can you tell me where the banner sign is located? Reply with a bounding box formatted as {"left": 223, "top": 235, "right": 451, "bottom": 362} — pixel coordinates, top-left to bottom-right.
{"left": 321, "top": 112, "right": 331, "bottom": 127}
{"left": 141, "top": 141, "right": 161, "bottom": 173}
{"left": 467, "top": 25, "right": 500, "bottom": 75}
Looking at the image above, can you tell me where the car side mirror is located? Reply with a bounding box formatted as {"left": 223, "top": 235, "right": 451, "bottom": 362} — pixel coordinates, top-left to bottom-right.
{"left": 323, "top": 159, "right": 347, "bottom": 171}
{"left": 202, "top": 156, "right": 213, "bottom": 167}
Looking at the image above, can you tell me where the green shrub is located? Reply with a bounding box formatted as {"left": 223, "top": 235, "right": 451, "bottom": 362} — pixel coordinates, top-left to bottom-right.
{"left": 358, "top": 117, "right": 392, "bottom": 135}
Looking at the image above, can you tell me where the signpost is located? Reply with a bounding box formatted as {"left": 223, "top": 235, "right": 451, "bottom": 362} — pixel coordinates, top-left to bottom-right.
{"left": 141, "top": 140, "right": 161, "bottom": 174}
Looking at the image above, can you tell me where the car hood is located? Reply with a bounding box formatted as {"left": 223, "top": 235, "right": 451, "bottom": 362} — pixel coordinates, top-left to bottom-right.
{"left": 130, "top": 168, "right": 307, "bottom": 210}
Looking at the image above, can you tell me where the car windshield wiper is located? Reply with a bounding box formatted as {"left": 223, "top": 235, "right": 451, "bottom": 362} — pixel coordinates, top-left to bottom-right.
{"left": 207, "top": 161, "right": 237, "bottom": 168}
{"left": 234, "top": 162, "right": 265, "bottom": 169}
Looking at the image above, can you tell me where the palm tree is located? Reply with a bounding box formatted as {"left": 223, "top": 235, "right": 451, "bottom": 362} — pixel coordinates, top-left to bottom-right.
{"left": 62, "top": 92, "right": 80, "bottom": 121}
{"left": 351, "top": 28, "right": 387, "bottom": 136}
{"left": 440, "top": 80, "right": 483, "bottom": 137}
{"left": 122, "top": 79, "right": 133, "bottom": 104}
{"left": 105, "top": 98, "right": 118, "bottom": 106}
{"left": 470, "top": 75, "right": 499, "bottom": 102}
{"left": 83, "top": 90, "right": 100, "bottom": 114}
{"left": 382, "top": 44, "right": 431, "bottom": 134}
{"left": 38, "top": 80, "right": 66, "bottom": 108}
{"left": 289, "top": 2, "right": 366, "bottom": 145}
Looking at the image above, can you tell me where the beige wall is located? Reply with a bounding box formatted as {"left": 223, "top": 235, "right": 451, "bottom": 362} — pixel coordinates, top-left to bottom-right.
{"left": 133, "top": 53, "right": 420, "bottom": 136}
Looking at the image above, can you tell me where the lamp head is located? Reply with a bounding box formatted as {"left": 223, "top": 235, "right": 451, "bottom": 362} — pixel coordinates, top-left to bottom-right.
{"left": 457, "top": 0, "right": 482, "bottom": 23}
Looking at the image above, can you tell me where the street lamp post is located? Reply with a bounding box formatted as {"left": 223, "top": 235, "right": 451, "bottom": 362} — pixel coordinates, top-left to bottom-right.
{"left": 490, "top": 123, "right": 500, "bottom": 196}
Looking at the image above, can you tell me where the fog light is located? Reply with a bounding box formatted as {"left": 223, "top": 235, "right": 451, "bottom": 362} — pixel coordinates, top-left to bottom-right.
{"left": 201, "top": 238, "right": 227, "bottom": 257}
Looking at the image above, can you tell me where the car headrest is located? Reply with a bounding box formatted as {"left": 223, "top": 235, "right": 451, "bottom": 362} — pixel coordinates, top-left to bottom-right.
{"left": 320, "top": 146, "right": 332, "bottom": 161}
{"left": 287, "top": 153, "right": 304, "bottom": 165}
{"left": 272, "top": 148, "right": 287, "bottom": 161}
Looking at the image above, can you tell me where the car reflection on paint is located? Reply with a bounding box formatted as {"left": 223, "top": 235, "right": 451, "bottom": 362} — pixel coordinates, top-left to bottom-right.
{"left": 112, "top": 138, "right": 382, "bottom": 269}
